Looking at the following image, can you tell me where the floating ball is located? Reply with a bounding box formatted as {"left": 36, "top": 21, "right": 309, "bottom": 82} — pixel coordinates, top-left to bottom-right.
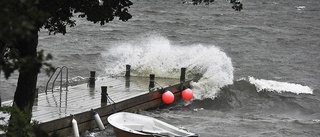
{"left": 182, "top": 88, "right": 193, "bottom": 101}
{"left": 162, "top": 91, "right": 174, "bottom": 104}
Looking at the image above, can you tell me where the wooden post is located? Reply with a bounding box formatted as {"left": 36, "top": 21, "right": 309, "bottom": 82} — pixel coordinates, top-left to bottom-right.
{"left": 149, "top": 74, "right": 155, "bottom": 90}
{"left": 89, "top": 71, "right": 95, "bottom": 88}
{"left": 101, "top": 86, "right": 108, "bottom": 103}
{"left": 125, "top": 65, "right": 130, "bottom": 90}
{"left": 180, "top": 68, "right": 186, "bottom": 82}
{"left": 125, "top": 77, "right": 130, "bottom": 91}
{"left": 125, "top": 64, "right": 131, "bottom": 78}
{"left": 90, "top": 109, "right": 95, "bottom": 131}
{"left": 89, "top": 87, "right": 95, "bottom": 97}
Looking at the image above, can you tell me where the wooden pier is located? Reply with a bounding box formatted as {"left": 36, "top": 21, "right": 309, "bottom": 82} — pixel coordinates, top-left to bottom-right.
{"left": 1, "top": 67, "right": 192, "bottom": 136}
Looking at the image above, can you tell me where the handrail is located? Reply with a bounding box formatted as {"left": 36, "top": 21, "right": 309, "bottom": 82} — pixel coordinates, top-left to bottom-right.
{"left": 45, "top": 66, "right": 69, "bottom": 94}
{"left": 52, "top": 66, "right": 68, "bottom": 92}
{"left": 45, "top": 67, "right": 61, "bottom": 94}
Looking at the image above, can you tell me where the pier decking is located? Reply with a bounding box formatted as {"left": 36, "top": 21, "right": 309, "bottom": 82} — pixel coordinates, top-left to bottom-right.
{"left": 1, "top": 73, "right": 192, "bottom": 136}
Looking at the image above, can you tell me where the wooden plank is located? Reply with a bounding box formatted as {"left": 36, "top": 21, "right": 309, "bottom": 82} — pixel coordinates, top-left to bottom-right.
{"left": 49, "top": 84, "right": 188, "bottom": 136}
{"left": 35, "top": 85, "right": 146, "bottom": 108}
{"left": 32, "top": 78, "right": 150, "bottom": 122}
{"left": 1, "top": 75, "right": 190, "bottom": 136}
{"left": 38, "top": 80, "right": 191, "bottom": 136}
{"left": 32, "top": 90, "right": 149, "bottom": 122}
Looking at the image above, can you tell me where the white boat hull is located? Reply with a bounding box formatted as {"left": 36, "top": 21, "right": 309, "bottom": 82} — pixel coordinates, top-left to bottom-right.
{"left": 108, "top": 112, "right": 199, "bottom": 137}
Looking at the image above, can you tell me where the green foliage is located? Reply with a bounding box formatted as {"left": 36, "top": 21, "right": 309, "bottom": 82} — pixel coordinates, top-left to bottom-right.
{"left": 1, "top": 106, "right": 34, "bottom": 137}
{"left": 0, "top": 48, "right": 54, "bottom": 79}
{"left": 0, "top": 106, "right": 61, "bottom": 137}
{"left": 1, "top": 0, "right": 133, "bottom": 135}
{"left": 41, "top": 0, "right": 133, "bottom": 34}
{"left": 18, "top": 50, "right": 54, "bottom": 76}
{"left": 0, "top": 0, "right": 133, "bottom": 79}
{"left": 0, "top": 106, "right": 10, "bottom": 132}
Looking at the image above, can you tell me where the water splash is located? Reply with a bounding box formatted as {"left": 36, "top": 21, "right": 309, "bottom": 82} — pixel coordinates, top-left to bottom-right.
{"left": 102, "top": 34, "right": 234, "bottom": 100}
{"left": 248, "top": 76, "right": 313, "bottom": 94}
{"left": 295, "top": 6, "right": 306, "bottom": 11}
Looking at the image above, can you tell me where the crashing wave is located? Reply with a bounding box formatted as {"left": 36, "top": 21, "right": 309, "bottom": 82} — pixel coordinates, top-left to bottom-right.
{"left": 248, "top": 76, "right": 313, "bottom": 94}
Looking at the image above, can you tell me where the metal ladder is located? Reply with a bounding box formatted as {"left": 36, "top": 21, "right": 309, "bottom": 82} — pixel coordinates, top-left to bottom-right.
{"left": 45, "top": 66, "right": 69, "bottom": 94}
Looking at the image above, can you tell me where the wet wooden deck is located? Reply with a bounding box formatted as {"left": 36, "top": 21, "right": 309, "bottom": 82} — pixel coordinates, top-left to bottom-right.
{"left": 1, "top": 76, "right": 191, "bottom": 136}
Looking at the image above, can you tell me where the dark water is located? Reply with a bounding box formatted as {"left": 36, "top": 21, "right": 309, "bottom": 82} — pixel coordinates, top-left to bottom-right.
{"left": 1, "top": 0, "right": 320, "bottom": 136}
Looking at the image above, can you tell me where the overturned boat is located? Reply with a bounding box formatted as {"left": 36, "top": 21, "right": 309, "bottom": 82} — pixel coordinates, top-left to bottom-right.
{"left": 108, "top": 112, "right": 199, "bottom": 137}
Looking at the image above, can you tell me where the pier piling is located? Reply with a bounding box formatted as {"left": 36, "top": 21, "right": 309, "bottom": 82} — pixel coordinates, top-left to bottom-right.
{"left": 125, "top": 65, "right": 130, "bottom": 90}
{"left": 149, "top": 74, "right": 155, "bottom": 91}
{"left": 125, "top": 64, "right": 131, "bottom": 78}
{"left": 180, "top": 68, "right": 186, "bottom": 82}
{"left": 101, "top": 86, "right": 108, "bottom": 103}
{"left": 89, "top": 71, "right": 96, "bottom": 88}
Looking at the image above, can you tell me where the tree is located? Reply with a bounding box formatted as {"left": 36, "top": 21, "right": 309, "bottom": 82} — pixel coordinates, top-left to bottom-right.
{"left": 0, "top": 0, "right": 132, "bottom": 136}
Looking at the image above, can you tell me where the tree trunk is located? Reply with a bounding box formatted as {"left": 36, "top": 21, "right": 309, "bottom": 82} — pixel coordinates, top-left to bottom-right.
{"left": 7, "top": 30, "right": 39, "bottom": 136}
{"left": 14, "top": 30, "right": 39, "bottom": 114}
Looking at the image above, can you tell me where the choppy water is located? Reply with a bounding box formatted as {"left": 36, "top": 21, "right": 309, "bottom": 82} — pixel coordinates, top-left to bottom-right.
{"left": 1, "top": 0, "right": 320, "bottom": 136}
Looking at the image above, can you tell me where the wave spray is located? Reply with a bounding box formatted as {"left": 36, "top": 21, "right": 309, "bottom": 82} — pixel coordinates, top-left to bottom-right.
{"left": 102, "top": 34, "right": 234, "bottom": 100}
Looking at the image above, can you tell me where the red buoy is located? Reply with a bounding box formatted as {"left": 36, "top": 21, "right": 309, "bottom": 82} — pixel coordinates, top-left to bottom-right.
{"left": 181, "top": 88, "right": 193, "bottom": 101}
{"left": 162, "top": 90, "right": 174, "bottom": 104}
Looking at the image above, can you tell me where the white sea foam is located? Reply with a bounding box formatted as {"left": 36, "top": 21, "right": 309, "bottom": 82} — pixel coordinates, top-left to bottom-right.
{"left": 248, "top": 76, "right": 313, "bottom": 94}
{"left": 102, "top": 34, "right": 234, "bottom": 100}
{"left": 295, "top": 6, "right": 306, "bottom": 11}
